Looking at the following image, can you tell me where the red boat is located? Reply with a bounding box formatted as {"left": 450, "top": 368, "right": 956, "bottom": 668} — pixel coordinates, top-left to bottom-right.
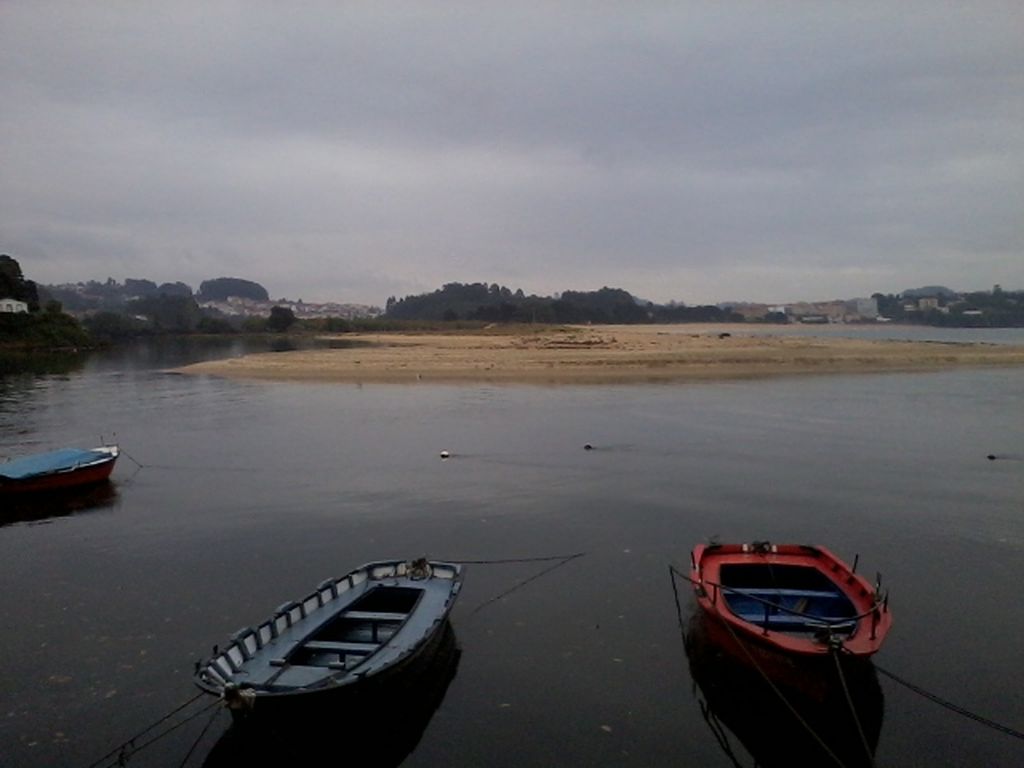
{"left": 0, "top": 445, "right": 119, "bottom": 494}
{"left": 690, "top": 542, "right": 891, "bottom": 659}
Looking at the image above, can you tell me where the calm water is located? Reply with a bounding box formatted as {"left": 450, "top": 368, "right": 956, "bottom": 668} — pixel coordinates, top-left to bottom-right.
{"left": 2, "top": 335, "right": 1023, "bottom": 767}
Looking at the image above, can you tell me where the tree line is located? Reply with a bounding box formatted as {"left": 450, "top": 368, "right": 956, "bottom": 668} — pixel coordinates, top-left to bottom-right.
{"left": 872, "top": 289, "right": 1024, "bottom": 327}
{"left": 384, "top": 282, "right": 742, "bottom": 324}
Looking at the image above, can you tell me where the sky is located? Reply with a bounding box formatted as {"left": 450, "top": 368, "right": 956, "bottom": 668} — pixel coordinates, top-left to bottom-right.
{"left": 2, "top": 2, "right": 1022, "bottom": 306}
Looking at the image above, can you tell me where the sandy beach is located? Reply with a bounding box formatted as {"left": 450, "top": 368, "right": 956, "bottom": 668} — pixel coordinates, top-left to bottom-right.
{"left": 173, "top": 325, "right": 1024, "bottom": 384}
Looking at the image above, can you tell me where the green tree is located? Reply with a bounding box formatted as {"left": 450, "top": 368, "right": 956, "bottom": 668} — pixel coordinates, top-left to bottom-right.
{"left": 267, "top": 305, "right": 297, "bottom": 332}
{"left": 82, "top": 312, "right": 148, "bottom": 341}
{"left": 197, "top": 277, "right": 269, "bottom": 302}
{"left": 127, "top": 295, "right": 202, "bottom": 332}
{"left": 0, "top": 254, "right": 41, "bottom": 310}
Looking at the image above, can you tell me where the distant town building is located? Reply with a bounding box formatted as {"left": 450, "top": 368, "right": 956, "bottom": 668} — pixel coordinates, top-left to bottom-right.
{"left": 853, "top": 297, "right": 878, "bottom": 318}
{"left": 196, "top": 297, "right": 381, "bottom": 320}
{"left": 0, "top": 298, "right": 29, "bottom": 313}
{"left": 719, "top": 302, "right": 773, "bottom": 320}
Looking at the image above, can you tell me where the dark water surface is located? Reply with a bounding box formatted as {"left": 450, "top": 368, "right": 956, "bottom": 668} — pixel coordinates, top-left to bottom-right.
{"left": 2, "top": 338, "right": 1023, "bottom": 767}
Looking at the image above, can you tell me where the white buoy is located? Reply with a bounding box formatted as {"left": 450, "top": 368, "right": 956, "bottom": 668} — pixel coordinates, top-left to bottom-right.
{"left": 440, "top": 450, "right": 451, "bottom": 459}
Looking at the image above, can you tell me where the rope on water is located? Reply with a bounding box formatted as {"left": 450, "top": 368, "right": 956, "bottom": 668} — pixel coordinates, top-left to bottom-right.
{"left": 465, "top": 552, "right": 586, "bottom": 617}
{"left": 176, "top": 701, "right": 225, "bottom": 768}
{"left": 455, "top": 553, "right": 587, "bottom": 565}
{"left": 120, "top": 451, "right": 145, "bottom": 470}
{"left": 830, "top": 647, "right": 876, "bottom": 767}
{"left": 82, "top": 693, "right": 220, "bottom": 768}
{"left": 874, "top": 663, "right": 1024, "bottom": 741}
{"left": 121, "top": 457, "right": 264, "bottom": 473}
{"left": 699, "top": 700, "right": 747, "bottom": 768}
{"left": 670, "top": 565, "right": 748, "bottom": 767}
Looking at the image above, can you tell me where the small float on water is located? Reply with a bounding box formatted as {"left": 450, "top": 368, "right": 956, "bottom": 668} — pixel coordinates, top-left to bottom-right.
{"left": 690, "top": 542, "right": 891, "bottom": 659}
{"left": 0, "top": 445, "right": 119, "bottom": 495}
{"left": 194, "top": 558, "right": 462, "bottom": 720}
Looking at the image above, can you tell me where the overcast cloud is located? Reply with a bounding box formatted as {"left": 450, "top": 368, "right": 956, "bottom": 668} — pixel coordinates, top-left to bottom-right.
{"left": 2, "top": 1, "right": 1021, "bottom": 305}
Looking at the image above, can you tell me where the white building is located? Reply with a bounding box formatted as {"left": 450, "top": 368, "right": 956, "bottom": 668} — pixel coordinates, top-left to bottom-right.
{"left": 0, "top": 298, "right": 29, "bottom": 313}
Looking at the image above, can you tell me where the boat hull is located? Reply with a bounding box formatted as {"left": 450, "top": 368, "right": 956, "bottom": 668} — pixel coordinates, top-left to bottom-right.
{"left": 203, "top": 621, "right": 461, "bottom": 763}
{"left": 690, "top": 542, "right": 891, "bottom": 658}
{"left": 688, "top": 605, "right": 876, "bottom": 702}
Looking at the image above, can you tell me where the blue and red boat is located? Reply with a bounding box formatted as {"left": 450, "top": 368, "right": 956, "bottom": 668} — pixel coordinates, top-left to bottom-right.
{"left": 0, "top": 445, "right": 119, "bottom": 495}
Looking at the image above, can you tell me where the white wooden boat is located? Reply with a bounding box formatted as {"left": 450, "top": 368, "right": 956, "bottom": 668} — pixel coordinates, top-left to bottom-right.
{"left": 194, "top": 558, "right": 462, "bottom": 719}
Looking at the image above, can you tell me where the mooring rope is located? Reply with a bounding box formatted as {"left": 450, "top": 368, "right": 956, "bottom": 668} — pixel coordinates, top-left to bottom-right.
{"left": 874, "top": 663, "right": 1024, "bottom": 741}
{"left": 120, "top": 451, "right": 145, "bottom": 470}
{"left": 82, "top": 693, "right": 219, "bottom": 768}
{"left": 465, "top": 552, "right": 586, "bottom": 617}
{"left": 669, "top": 561, "right": 742, "bottom": 765}
{"left": 121, "top": 456, "right": 263, "bottom": 473}
{"left": 668, "top": 565, "right": 851, "bottom": 768}
{"left": 699, "top": 700, "right": 747, "bottom": 768}
{"left": 830, "top": 647, "right": 876, "bottom": 767}
{"left": 176, "top": 701, "right": 225, "bottom": 768}
{"left": 454, "top": 553, "right": 587, "bottom": 565}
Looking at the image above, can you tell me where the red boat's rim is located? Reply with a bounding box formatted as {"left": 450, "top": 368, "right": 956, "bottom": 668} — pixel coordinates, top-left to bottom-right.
{"left": 689, "top": 542, "right": 892, "bottom": 657}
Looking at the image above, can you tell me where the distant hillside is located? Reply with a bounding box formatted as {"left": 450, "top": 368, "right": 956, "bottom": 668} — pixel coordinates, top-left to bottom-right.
{"left": 40, "top": 275, "right": 270, "bottom": 314}
{"left": 902, "top": 286, "right": 958, "bottom": 299}
{"left": 385, "top": 282, "right": 740, "bottom": 325}
{"left": 196, "top": 277, "right": 269, "bottom": 302}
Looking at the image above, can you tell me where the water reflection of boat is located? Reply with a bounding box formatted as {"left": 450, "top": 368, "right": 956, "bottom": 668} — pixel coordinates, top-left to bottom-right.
{"left": 201, "top": 620, "right": 461, "bottom": 767}
{"left": 0, "top": 445, "right": 119, "bottom": 495}
{"left": 0, "top": 479, "right": 118, "bottom": 527}
{"left": 685, "top": 612, "right": 884, "bottom": 768}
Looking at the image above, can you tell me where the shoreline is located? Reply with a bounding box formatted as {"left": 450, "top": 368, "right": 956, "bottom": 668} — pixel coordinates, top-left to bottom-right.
{"left": 172, "top": 325, "right": 1024, "bottom": 385}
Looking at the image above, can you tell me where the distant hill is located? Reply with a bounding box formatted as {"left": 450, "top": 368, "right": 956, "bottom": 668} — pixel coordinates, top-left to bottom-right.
{"left": 384, "top": 282, "right": 740, "bottom": 324}
{"left": 902, "top": 286, "right": 958, "bottom": 299}
{"left": 196, "top": 277, "right": 269, "bottom": 302}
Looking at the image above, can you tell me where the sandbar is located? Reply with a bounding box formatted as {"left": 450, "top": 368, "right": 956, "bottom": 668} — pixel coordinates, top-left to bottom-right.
{"left": 173, "top": 325, "right": 1024, "bottom": 384}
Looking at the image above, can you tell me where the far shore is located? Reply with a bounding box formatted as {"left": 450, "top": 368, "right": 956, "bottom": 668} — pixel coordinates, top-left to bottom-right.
{"left": 172, "top": 324, "right": 1024, "bottom": 385}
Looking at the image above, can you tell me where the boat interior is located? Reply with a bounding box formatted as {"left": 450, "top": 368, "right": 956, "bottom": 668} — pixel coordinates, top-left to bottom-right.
{"left": 719, "top": 564, "right": 858, "bottom": 635}
{"left": 285, "top": 586, "right": 422, "bottom": 670}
